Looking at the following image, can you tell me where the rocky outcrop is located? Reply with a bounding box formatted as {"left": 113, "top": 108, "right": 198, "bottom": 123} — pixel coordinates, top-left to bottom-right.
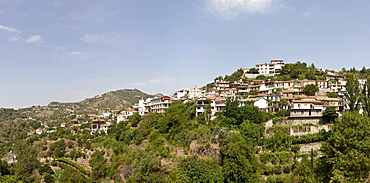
{"left": 189, "top": 140, "right": 219, "bottom": 159}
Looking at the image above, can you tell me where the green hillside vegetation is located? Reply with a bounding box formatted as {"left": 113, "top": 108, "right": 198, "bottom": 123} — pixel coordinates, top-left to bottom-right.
{"left": 1, "top": 62, "right": 370, "bottom": 182}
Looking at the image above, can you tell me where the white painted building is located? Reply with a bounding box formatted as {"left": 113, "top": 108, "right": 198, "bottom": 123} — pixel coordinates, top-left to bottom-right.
{"left": 255, "top": 60, "right": 284, "bottom": 75}
{"left": 150, "top": 96, "right": 171, "bottom": 114}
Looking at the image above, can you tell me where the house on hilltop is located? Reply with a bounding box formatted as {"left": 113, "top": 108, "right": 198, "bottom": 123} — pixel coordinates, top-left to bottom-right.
{"left": 255, "top": 59, "right": 284, "bottom": 75}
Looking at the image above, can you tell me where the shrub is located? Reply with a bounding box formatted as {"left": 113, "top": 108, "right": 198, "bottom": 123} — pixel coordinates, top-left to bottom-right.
{"left": 291, "top": 145, "right": 301, "bottom": 153}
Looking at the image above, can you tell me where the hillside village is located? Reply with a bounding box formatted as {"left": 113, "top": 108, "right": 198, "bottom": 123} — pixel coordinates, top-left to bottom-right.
{"left": 1, "top": 59, "right": 370, "bottom": 182}
{"left": 83, "top": 60, "right": 351, "bottom": 135}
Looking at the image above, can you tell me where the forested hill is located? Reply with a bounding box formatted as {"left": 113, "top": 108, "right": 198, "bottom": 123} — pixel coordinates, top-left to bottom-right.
{"left": 47, "top": 88, "right": 156, "bottom": 112}
{"left": 0, "top": 89, "right": 155, "bottom": 124}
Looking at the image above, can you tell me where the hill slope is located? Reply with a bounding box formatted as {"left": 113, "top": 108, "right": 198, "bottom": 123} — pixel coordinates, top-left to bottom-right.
{"left": 47, "top": 89, "right": 156, "bottom": 113}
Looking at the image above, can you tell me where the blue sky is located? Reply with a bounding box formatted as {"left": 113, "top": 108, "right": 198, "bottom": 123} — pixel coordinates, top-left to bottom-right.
{"left": 1, "top": 0, "right": 370, "bottom": 108}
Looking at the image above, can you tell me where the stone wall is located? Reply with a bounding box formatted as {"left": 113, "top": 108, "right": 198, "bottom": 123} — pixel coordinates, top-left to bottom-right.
{"left": 277, "top": 117, "right": 323, "bottom": 126}
{"left": 299, "top": 142, "right": 322, "bottom": 152}
{"left": 289, "top": 125, "right": 331, "bottom": 136}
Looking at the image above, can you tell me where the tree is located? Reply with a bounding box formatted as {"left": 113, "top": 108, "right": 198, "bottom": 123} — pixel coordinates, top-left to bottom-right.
{"left": 158, "top": 101, "right": 192, "bottom": 140}
{"left": 345, "top": 73, "right": 361, "bottom": 111}
{"left": 204, "top": 103, "right": 212, "bottom": 125}
{"left": 214, "top": 76, "right": 223, "bottom": 82}
{"left": 239, "top": 121, "right": 263, "bottom": 145}
{"left": 247, "top": 68, "right": 259, "bottom": 74}
{"left": 126, "top": 150, "right": 166, "bottom": 183}
{"left": 362, "top": 75, "right": 370, "bottom": 117}
{"left": 326, "top": 92, "right": 338, "bottom": 98}
{"left": 224, "top": 68, "right": 244, "bottom": 82}
{"left": 224, "top": 98, "right": 239, "bottom": 120}
{"left": 235, "top": 106, "right": 269, "bottom": 124}
{"left": 43, "top": 173, "right": 54, "bottom": 183}
{"left": 279, "top": 98, "right": 289, "bottom": 110}
{"left": 255, "top": 75, "right": 267, "bottom": 80}
{"left": 266, "top": 99, "right": 273, "bottom": 113}
{"left": 220, "top": 134, "right": 260, "bottom": 182}
{"left": 292, "top": 156, "right": 317, "bottom": 182}
{"left": 223, "top": 98, "right": 269, "bottom": 127}
{"left": 303, "top": 84, "right": 319, "bottom": 96}
{"left": 322, "top": 106, "right": 338, "bottom": 123}
{"left": 360, "top": 66, "right": 367, "bottom": 75}
{"left": 177, "top": 156, "right": 223, "bottom": 182}
{"left": 59, "top": 168, "right": 89, "bottom": 183}
{"left": 0, "top": 160, "right": 10, "bottom": 176}
{"left": 0, "top": 175, "right": 24, "bottom": 183}
{"left": 128, "top": 112, "right": 141, "bottom": 127}
{"left": 318, "top": 112, "right": 370, "bottom": 182}
{"left": 50, "top": 139, "right": 66, "bottom": 158}
{"left": 12, "top": 143, "right": 40, "bottom": 182}
{"left": 90, "top": 150, "right": 108, "bottom": 180}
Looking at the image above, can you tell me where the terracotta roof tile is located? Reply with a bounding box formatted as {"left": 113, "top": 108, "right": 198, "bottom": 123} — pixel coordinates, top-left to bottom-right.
{"left": 292, "top": 100, "right": 323, "bottom": 104}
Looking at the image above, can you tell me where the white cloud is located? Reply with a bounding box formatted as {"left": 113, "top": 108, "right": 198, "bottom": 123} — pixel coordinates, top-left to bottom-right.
{"left": 302, "top": 11, "right": 313, "bottom": 17}
{"left": 81, "top": 34, "right": 99, "bottom": 42}
{"left": 0, "top": 24, "right": 21, "bottom": 34}
{"left": 130, "top": 73, "right": 175, "bottom": 86}
{"left": 26, "top": 35, "right": 43, "bottom": 43}
{"left": 9, "top": 36, "right": 20, "bottom": 42}
{"left": 80, "top": 32, "right": 142, "bottom": 46}
{"left": 54, "top": 47, "right": 65, "bottom": 52}
{"left": 205, "top": 0, "right": 272, "bottom": 19}
{"left": 70, "top": 51, "right": 92, "bottom": 59}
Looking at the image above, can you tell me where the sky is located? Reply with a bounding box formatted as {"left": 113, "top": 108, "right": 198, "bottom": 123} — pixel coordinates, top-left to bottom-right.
{"left": 1, "top": 0, "right": 370, "bottom": 108}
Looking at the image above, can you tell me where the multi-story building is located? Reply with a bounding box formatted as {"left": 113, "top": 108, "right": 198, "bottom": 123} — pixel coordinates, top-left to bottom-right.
{"left": 255, "top": 60, "right": 284, "bottom": 75}
{"left": 290, "top": 100, "right": 323, "bottom": 118}
{"left": 150, "top": 96, "right": 171, "bottom": 114}
{"left": 188, "top": 88, "right": 202, "bottom": 98}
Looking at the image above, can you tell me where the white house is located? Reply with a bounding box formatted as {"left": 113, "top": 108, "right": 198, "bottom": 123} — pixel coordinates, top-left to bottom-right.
{"left": 173, "top": 89, "right": 189, "bottom": 99}
{"left": 116, "top": 114, "right": 126, "bottom": 123}
{"left": 290, "top": 100, "right": 324, "bottom": 118}
{"left": 36, "top": 128, "right": 43, "bottom": 135}
{"left": 255, "top": 60, "right": 284, "bottom": 75}
{"left": 239, "top": 97, "right": 269, "bottom": 112}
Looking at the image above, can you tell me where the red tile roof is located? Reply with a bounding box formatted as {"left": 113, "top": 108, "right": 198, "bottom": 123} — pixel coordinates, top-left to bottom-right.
{"left": 292, "top": 100, "right": 323, "bottom": 104}
{"left": 242, "top": 97, "right": 262, "bottom": 101}
{"left": 248, "top": 85, "right": 261, "bottom": 88}
{"left": 301, "top": 96, "right": 316, "bottom": 99}
{"left": 282, "top": 97, "right": 294, "bottom": 100}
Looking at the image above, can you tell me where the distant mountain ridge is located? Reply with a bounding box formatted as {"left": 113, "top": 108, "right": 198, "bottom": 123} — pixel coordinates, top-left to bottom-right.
{"left": 47, "top": 89, "right": 156, "bottom": 113}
